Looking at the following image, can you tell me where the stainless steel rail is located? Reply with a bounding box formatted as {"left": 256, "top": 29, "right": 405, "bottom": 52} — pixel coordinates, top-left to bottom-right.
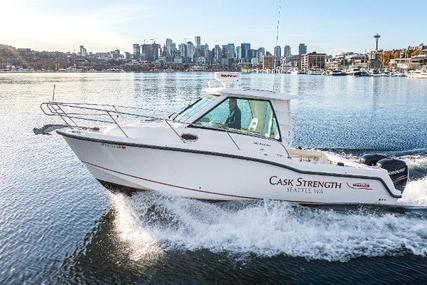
{"left": 40, "top": 101, "right": 185, "bottom": 142}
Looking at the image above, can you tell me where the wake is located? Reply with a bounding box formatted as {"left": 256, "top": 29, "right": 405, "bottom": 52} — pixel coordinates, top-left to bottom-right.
{"left": 110, "top": 192, "right": 427, "bottom": 263}
{"left": 110, "top": 151, "right": 427, "bottom": 262}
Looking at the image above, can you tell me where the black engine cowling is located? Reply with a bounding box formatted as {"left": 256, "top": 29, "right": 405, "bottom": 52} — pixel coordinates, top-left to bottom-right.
{"left": 377, "top": 158, "right": 408, "bottom": 192}
{"left": 360, "top": 154, "right": 387, "bottom": 166}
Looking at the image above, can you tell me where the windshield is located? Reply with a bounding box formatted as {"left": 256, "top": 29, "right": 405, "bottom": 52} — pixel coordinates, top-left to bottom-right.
{"left": 174, "top": 95, "right": 217, "bottom": 123}
{"left": 193, "top": 97, "right": 281, "bottom": 140}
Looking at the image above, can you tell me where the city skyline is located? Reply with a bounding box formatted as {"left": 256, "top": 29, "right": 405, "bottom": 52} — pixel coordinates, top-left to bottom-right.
{"left": 1, "top": 0, "right": 426, "bottom": 55}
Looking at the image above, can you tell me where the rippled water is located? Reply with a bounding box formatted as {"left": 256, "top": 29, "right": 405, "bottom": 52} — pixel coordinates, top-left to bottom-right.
{"left": 0, "top": 73, "right": 426, "bottom": 284}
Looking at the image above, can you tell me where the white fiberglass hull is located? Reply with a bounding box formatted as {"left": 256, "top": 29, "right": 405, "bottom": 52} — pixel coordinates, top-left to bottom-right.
{"left": 59, "top": 130, "right": 403, "bottom": 207}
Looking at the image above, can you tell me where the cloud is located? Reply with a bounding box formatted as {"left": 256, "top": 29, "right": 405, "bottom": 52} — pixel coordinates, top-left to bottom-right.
{"left": 0, "top": 1, "right": 149, "bottom": 51}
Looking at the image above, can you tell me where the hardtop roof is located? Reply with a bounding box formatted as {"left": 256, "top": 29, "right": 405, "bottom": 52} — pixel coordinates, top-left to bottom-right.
{"left": 202, "top": 87, "right": 291, "bottom": 101}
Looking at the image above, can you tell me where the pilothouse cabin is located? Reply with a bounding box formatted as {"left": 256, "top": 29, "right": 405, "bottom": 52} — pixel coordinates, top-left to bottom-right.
{"left": 172, "top": 72, "right": 292, "bottom": 146}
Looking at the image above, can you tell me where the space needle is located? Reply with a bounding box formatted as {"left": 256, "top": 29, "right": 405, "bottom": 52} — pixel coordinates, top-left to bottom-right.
{"left": 374, "top": 33, "right": 381, "bottom": 51}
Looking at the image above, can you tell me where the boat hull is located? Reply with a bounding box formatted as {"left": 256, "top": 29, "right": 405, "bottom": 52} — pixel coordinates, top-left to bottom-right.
{"left": 59, "top": 131, "right": 402, "bottom": 207}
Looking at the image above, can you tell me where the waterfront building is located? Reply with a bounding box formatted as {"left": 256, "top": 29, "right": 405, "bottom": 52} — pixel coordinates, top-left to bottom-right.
{"left": 262, "top": 52, "right": 274, "bottom": 70}
{"left": 133, "top": 44, "right": 141, "bottom": 59}
{"left": 241, "top": 43, "right": 251, "bottom": 63}
{"left": 301, "top": 52, "right": 326, "bottom": 70}
{"left": 298, "top": 43, "right": 307, "bottom": 55}
{"left": 195, "top": 56, "right": 206, "bottom": 65}
{"left": 274, "top": 45, "right": 281, "bottom": 66}
{"left": 408, "top": 54, "right": 427, "bottom": 69}
{"left": 284, "top": 45, "right": 291, "bottom": 57}
{"left": 173, "top": 56, "right": 183, "bottom": 64}
{"left": 389, "top": 58, "right": 411, "bottom": 70}
{"left": 418, "top": 43, "right": 427, "bottom": 56}
{"left": 251, "top": 57, "right": 259, "bottom": 66}
{"left": 284, "top": 54, "right": 302, "bottom": 69}
{"left": 368, "top": 51, "right": 382, "bottom": 69}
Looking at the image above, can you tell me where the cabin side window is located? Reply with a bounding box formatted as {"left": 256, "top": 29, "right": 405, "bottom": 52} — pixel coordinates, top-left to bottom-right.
{"left": 193, "top": 97, "right": 281, "bottom": 140}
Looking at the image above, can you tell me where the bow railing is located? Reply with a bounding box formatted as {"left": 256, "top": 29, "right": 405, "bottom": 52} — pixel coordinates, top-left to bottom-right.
{"left": 40, "top": 101, "right": 185, "bottom": 141}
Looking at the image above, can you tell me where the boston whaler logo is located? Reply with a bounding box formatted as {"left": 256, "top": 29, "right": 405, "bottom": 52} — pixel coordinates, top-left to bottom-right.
{"left": 346, "top": 182, "right": 372, "bottom": 191}
{"left": 269, "top": 176, "right": 342, "bottom": 194}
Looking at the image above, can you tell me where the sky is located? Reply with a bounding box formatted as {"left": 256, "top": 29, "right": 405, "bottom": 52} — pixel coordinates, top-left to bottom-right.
{"left": 1, "top": 0, "right": 426, "bottom": 55}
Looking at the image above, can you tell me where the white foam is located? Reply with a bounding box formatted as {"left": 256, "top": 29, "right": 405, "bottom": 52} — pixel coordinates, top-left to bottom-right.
{"left": 111, "top": 192, "right": 164, "bottom": 261}
{"left": 400, "top": 155, "right": 427, "bottom": 169}
{"left": 111, "top": 192, "right": 427, "bottom": 262}
{"left": 400, "top": 178, "right": 427, "bottom": 206}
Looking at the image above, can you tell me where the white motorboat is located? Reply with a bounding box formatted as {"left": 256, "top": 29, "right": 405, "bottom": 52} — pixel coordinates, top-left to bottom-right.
{"left": 307, "top": 69, "right": 324, "bottom": 75}
{"left": 290, "top": 68, "right": 304, "bottom": 75}
{"left": 407, "top": 68, "right": 427, "bottom": 79}
{"left": 40, "top": 72, "right": 410, "bottom": 207}
{"left": 347, "top": 67, "right": 370, "bottom": 77}
{"left": 329, "top": 69, "right": 347, "bottom": 76}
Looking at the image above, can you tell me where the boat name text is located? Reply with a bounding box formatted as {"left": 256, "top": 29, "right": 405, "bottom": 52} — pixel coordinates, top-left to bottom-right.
{"left": 269, "top": 176, "right": 342, "bottom": 189}
{"left": 100, "top": 143, "right": 126, "bottom": 149}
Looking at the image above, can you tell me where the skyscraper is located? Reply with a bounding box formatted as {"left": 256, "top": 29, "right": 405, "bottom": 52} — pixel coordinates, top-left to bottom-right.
{"left": 133, "top": 44, "right": 141, "bottom": 59}
{"left": 165, "top": 38, "right": 173, "bottom": 49}
{"left": 236, "top": 46, "right": 241, "bottom": 60}
{"left": 284, "top": 45, "right": 291, "bottom": 57}
{"left": 213, "top": 45, "right": 222, "bottom": 63}
{"left": 195, "top": 36, "right": 201, "bottom": 47}
{"left": 79, "top": 45, "right": 87, "bottom": 57}
{"left": 298, "top": 43, "right": 307, "bottom": 55}
{"left": 274, "top": 45, "right": 281, "bottom": 65}
{"left": 165, "top": 38, "right": 176, "bottom": 61}
{"left": 223, "top": 43, "right": 235, "bottom": 59}
{"left": 179, "top": 43, "right": 187, "bottom": 62}
{"left": 241, "top": 43, "right": 251, "bottom": 63}
{"left": 186, "top": 41, "right": 196, "bottom": 62}
{"left": 139, "top": 43, "right": 161, "bottom": 62}
{"left": 258, "top": 47, "right": 266, "bottom": 59}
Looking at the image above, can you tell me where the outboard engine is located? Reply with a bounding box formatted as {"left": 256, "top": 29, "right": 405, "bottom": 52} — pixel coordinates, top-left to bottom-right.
{"left": 360, "top": 154, "right": 387, "bottom": 166}
{"left": 377, "top": 158, "right": 409, "bottom": 192}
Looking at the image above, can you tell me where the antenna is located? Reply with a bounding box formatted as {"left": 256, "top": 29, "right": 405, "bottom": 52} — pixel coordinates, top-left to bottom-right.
{"left": 275, "top": 0, "right": 283, "bottom": 52}
{"left": 272, "top": 0, "right": 283, "bottom": 91}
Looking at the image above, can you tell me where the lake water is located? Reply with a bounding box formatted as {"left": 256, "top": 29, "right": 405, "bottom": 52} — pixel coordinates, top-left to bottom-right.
{"left": 0, "top": 72, "right": 426, "bottom": 284}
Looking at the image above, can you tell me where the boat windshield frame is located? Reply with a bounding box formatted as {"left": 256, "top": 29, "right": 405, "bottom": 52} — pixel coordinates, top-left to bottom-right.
{"left": 173, "top": 94, "right": 218, "bottom": 123}
{"left": 188, "top": 95, "right": 283, "bottom": 142}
